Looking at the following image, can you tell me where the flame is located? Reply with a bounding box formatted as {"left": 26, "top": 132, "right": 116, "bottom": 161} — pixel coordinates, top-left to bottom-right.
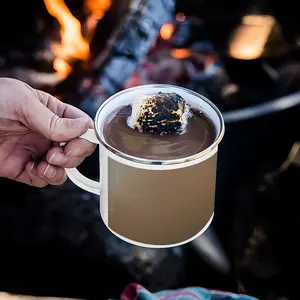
{"left": 85, "top": 0, "right": 111, "bottom": 19}
{"left": 44, "top": 0, "right": 90, "bottom": 77}
{"left": 44, "top": 0, "right": 111, "bottom": 77}
{"left": 84, "top": 0, "right": 112, "bottom": 43}
{"left": 44, "top": 0, "right": 90, "bottom": 60}
{"left": 171, "top": 48, "right": 191, "bottom": 59}
{"left": 53, "top": 58, "right": 72, "bottom": 78}
{"left": 160, "top": 23, "right": 175, "bottom": 40}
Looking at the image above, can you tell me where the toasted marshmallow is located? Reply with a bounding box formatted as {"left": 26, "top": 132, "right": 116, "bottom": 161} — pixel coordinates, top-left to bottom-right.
{"left": 127, "top": 92, "right": 191, "bottom": 134}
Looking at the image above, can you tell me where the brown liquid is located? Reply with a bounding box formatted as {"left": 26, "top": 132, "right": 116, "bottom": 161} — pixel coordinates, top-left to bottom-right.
{"left": 104, "top": 106, "right": 216, "bottom": 160}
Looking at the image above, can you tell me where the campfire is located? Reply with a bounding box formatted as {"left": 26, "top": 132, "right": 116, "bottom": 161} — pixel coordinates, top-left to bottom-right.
{"left": 43, "top": 0, "right": 111, "bottom": 80}
{"left": 0, "top": 0, "right": 297, "bottom": 116}
{"left": 123, "top": 10, "right": 300, "bottom": 114}
{"left": 0, "top": 0, "right": 118, "bottom": 93}
{"left": 0, "top": 0, "right": 175, "bottom": 111}
{"left": 2, "top": 2, "right": 300, "bottom": 300}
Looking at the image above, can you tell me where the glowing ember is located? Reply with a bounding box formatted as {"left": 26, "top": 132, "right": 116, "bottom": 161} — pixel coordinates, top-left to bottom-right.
{"left": 171, "top": 48, "right": 191, "bottom": 59}
{"left": 160, "top": 23, "right": 175, "bottom": 41}
{"left": 176, "top": 13, "right": 186, "bottom": 22}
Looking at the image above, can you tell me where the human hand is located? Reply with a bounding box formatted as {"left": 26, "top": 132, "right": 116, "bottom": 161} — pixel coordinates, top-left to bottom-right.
{"left": 0, "top": 78, "right": 96, "bottom": 187}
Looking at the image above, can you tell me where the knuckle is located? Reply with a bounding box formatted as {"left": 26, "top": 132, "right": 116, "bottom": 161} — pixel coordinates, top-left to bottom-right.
{"left": 48, "top": 114, "right": 59, "bottom": 140}
{"left": 48, "top": 115, "right": 65, "bottom": 141}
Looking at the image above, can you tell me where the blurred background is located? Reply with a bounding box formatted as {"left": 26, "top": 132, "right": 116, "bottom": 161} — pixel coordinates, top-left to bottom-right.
{"left": 1, "top": 0, "right": 300, "bottom": 299}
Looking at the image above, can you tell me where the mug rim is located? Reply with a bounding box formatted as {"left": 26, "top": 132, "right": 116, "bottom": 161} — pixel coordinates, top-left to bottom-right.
{"left": 94, "top": 84, "right": 225, "bottom": 166}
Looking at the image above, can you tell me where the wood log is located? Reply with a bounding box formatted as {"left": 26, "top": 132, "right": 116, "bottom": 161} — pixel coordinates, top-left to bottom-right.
{"left": 92, "top": 0, "right": 175, "bottom": 95}
{"left": 62, "top": 0, "right": 175, "bottom": 112}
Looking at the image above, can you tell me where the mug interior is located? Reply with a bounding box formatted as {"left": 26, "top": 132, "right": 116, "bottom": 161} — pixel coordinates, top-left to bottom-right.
{"left": 95, "top": 84, "right": 224, "bottom": 164}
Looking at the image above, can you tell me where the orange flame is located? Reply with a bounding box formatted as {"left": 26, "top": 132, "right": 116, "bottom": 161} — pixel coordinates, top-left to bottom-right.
{"left": 85, "top": 0, "right": 111, "bottom": 19}
{"left": 44, "top": 0, "right": 90, "bottom": 60}
{"left": 171, "top": 48, "right": 191, "bottom": 59}
{"left": 44, "top": 0, "right": 112, "bottom": 78}
{"left": 84, "top": 0, "right": 112, "bottom": 43}
{"left": 160, "top": 23, "right": 175, "bottom": 40}
{"left": 44, "top": 0, "right": 90, "bottom": 77}
{"left": 53, "top": 58, "right": 72, "bottom": 79}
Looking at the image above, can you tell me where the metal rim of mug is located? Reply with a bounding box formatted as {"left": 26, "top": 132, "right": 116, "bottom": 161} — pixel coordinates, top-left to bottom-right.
{"left": 94, "top": 84, "right": 225, "bottom": 166}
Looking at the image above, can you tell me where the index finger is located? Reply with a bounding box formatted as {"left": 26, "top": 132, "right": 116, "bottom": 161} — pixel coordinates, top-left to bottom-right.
{"left": 62, "top": 102, "right": 93, "bottom": 123}
{"left": 35, "top": 88, "right": 94, "bottom": 126}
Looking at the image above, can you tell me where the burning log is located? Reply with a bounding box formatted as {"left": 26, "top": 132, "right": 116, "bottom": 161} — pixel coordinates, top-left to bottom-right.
{"left": 92, "top": 0, "right": 175, "bottom": 93}
{"left": 63, "top": 0, "right": 176, "bottom": 116}
{"left": 0, "top": 0, "right": 174, "bottom": 111}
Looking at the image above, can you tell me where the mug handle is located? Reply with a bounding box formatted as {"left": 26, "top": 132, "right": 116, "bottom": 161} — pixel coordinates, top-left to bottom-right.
{"left": 60, "top": 128, "right": 101, "bottom": 195}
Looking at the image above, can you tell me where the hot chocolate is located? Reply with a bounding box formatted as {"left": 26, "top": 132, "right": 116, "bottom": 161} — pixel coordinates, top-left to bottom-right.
{"left": 103, "top": 92, "right": 216, "bottom": 160}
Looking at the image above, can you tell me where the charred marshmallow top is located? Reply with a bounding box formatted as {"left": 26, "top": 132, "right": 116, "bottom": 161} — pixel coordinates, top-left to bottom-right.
{"left": 127, "top": 92, "right": 191, "bottom": 135}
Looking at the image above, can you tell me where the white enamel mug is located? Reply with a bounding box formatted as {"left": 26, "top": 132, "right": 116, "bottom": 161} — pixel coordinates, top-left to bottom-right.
{"left": 63, "top": 84, "right": 225, "bottom": 248}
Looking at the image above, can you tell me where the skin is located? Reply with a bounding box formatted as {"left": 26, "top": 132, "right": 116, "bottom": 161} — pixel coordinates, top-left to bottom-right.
{"left": 0, "top": 78, "right": 96, "bottom": 187}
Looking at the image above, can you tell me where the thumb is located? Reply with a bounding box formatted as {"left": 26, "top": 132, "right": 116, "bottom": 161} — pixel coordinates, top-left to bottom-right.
{"left": 44, "top": 112, "right": 90, "bottom": 142}
{"left": 29, "top": 101, "right": 91, "bottom": 142}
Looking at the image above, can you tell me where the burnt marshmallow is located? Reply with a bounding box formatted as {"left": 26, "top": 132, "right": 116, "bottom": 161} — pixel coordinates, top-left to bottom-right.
{"left": 127, "top": 92, "right": 191, "bottom": 134}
